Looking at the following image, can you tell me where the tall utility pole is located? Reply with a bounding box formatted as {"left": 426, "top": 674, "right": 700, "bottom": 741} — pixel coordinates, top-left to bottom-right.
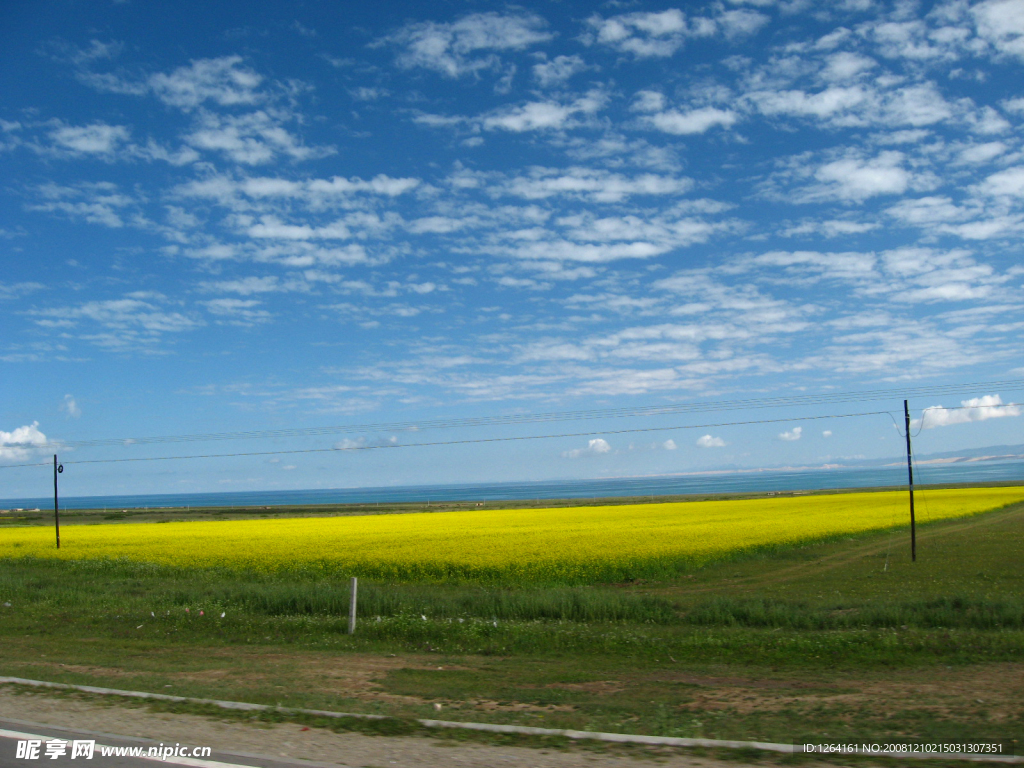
{"left": 903, "top": 400, "right": 916, "bottom": 562}
{"left": 53, "top": 454, "right": 62, "bottom": 549}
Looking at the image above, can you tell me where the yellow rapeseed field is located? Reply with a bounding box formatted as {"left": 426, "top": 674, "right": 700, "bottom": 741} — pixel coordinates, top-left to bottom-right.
{"left": 2, "top": 487, "right": 1023, "bottom": 583}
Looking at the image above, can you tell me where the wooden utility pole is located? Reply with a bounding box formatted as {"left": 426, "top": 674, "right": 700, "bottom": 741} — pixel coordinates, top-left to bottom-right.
{"left": 53, "top": 454, "right": 62, "bottom": 549}
{"left": 903, "top": 400, "right": 916, "bottom": 562}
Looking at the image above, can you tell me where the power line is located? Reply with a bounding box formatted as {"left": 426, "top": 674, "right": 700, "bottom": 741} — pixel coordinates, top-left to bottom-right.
{"left": 42, "top": 378, "right": 1024, "bottom": 449}
{"left": 2, "top": 409, "right": 896, "bottom": 469}
{"left": 3, "top": 400, "right": 1021, "bottom": 472}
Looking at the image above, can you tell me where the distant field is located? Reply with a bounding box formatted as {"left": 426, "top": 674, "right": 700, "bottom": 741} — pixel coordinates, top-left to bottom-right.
{"left": 3, "top": 486, "right": 1024, "bottom": 583}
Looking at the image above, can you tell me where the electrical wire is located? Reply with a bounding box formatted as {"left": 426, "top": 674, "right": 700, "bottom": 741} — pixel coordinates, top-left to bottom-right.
{"left": 0, "top": 408, "right": 897, "bottom": 469}
{"left": 3, "top": 400, "right": 1021, "bottom": 473}
{"left": 41, "top": 378, "right": 1024, "bottom": 449}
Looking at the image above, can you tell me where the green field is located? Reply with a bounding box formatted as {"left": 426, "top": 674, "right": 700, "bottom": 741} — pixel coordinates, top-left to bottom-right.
{"left": 1, "top": 486, "right": 1022, "bottom": 756}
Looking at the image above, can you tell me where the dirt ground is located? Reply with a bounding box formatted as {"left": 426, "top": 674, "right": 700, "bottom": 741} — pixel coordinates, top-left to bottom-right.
{"left": 0, "top": 687, "right": 858, "bottom": 768}
{"left": 18, "top": 649, "right": 1024, "bottom": 728}
{"left": 674, "top": 663, "right": 1024, "bottom": 721}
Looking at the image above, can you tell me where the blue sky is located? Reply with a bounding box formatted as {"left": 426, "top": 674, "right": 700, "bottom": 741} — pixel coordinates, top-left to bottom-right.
{"left": 2, "top": 0, "right": 1024, "bottom": 498}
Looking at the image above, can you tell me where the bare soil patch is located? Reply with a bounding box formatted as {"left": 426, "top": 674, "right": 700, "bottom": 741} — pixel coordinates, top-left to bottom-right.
{"left": 0, "top": 688, "right": 833, "bottom": 768}
{"left": 672, "top": 662, "right": 1024, "bottom": 720}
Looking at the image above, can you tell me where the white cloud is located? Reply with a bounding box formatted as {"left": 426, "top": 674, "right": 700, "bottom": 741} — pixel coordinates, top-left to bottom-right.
{"left": 28, "top": 295, "right": 202, "bottom": 351}
{"left": 200, "top": 298, "right": 272, "bottom": 325}
{"left": 246, "top": 216, "right": 351, "bottom": 240}
{"left": 748, "top": 85, "right": 869, "bottom": 120}
{"left": 61, "top": 394, "right": 81, "bottom": 418}
{"left": 101, "top": 298, "right": 194, "bottom": 331}
{"left": 70, "top": 55, "right": 270, "bottom": 117}
{"left": 497, "top": 276, "right": 551, "bottom": 290}
{"left": 335, "top": 437, "right": 368, "bottom": 450}
{"left": 335, "top": 435, "right": 399, "bottom": 450}
{"left": 480, "top": 91, "right": 606, "bottom": 132}
{"left": 408, "top": 215, "right": 476, "bottom": 234}
{"left": 630, "top": 90, "right": 667, "bottom": 113}
{"left": 967, "top": 106, "right": 1012, "bottom": 135}
{"left": 308, "top": 175, "right": 421, "bottom": 197}
{"left": 30, "top": 182, "right": 138, "bottom": 228}
{"left": 812, "top": 151, "right": 912, "bottom": 201}
{"left": 781, "top": 219, "right": 878, "bottom": 237}
{"left": 879, "top": 84, "right": 956, "bottom": 127}
{"left": 915, "top": 394, "right": 1022, "bottom": 429}
{"left": 972, "top": 0, "right": 1024, "bottom": 60}
{"left": 174, "top": 173, "right": 420, "bottom": 212}
{"left": 976, "top": 166, "right": 1024, "bottom": 198}
{"left": 49, "top": 123, "right": 130, "bottom": 155}
{"left": 0, "top": 282, "right": 45, "bottom": 301}
{"left": 496, "top": 167, "right": 693, "bottom": 203}
{"left": 745, "top": 80, "right": 960, "bottom": 130}
{"left": 532, "top": 55, "right": 589, "bottom": 87}
{"left": 220, "top": 242, "right": 374, "bottom": 268}
{"left": 498, "top": 239, "right": 670, "bottom": 263}
{"left": 40, "top": 123, "right": 197, "bottom": 166}
{"left": 939, "top": 216, "right": 1024, "bottom": 241}
{"left": 778, "top": 426, "right": 802, "bottom": 441}
{"left": 382, "top": 12, "right": 552, "bottom": 78}
{"left": 645, "top": 107, "right": 738, "bottom": 135}
{"left": 0, "top": 422, "right": 49, "bottom": 461}
{"left": 718, "top": 9, "right": 770, "bottom": 39}
{"left": 148, "top": 56, "right": 265, "bottom": 110}
{"left": 860, "top": 18, "right": 960, "bottom": 62}
{"left": 584, "top": 7, "right": 765, "bottom": 58}
{"left": 585, "top": 9, "right": 694, "bottom": 58}
{"left": 136, "top": 140, "right": 201, "bottom": 166}
{"left": 822, "top": 430, "right": 832, "bottom": 437}
{"left": 957, "top": 141, "right": 1007, "bottom": 164}
{"left": 350, "top": 86, "right": 389, "bottom": 101}
{"left": 880, "top": 247, "right": 1008, "bottom": 303}
{"left": 663, "top": 439, "right": 678, "bottom": 450}
{"left": 821, "top": 51, "right": 877, "bottom": 81}
{"left": 199, "top": 276, "right": 300, "bottom": 295}
{"left": 562, "top": 437, "right": 612, "bottom": 458}
{"left": 66, "top": 39, "right": 123, "bottom": 66}
{"left": 749, "top": 249, "right": 876, "bottom": 282}
{"left": 747, "top": 247, "right": 1009, "bottom": 304}
{"left": 185, "top": 110, "right": 335, "bottom": 165}
{"left": 481, "top": 101, "right": 577, "bottom": 132}
{"left": 696, "top": 434, "right": 726, "bottom": 447}
{"left": 885, "top": 196, "right": 969, "bottom": 227}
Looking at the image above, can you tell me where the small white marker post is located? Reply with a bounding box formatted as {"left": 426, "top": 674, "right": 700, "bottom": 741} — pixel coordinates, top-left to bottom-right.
{"left": 348, "top": 576, "right": 358, "bottom": 635}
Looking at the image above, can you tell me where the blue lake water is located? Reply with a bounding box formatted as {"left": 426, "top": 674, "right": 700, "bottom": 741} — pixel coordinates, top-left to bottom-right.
{"left": 3, "top": 460, "right": 1023, "bottom": 511}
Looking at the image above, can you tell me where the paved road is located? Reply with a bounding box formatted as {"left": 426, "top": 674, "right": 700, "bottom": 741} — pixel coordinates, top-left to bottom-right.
{"left": 0, "top": 719, "right": 343, "bottom": 768}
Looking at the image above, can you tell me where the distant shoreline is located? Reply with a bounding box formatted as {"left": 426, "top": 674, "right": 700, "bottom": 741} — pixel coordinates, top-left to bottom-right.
{"left": 4, "top": 450, "right": 1024, "bottom": 517}
{"left": 7, "top": 447, "right": 1024, "bottom": 513}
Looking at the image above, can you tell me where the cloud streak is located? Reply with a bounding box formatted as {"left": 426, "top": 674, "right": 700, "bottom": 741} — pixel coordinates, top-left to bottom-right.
{"left": 915, "top": 395, "right": 1022, "bottom": 429}
{"left": 0, "top": 422, "right": 49, "bottom": 461}
{"left": 562, "top": 438, "right": 612, "bottom": 458}
{"left": 696, "top": 434, "right": 726, "bottom": 447}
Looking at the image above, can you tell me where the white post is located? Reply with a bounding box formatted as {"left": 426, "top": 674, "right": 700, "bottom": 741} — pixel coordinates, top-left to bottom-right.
{"left": 348, "top": 576, "right": 358, "bottom": 635}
